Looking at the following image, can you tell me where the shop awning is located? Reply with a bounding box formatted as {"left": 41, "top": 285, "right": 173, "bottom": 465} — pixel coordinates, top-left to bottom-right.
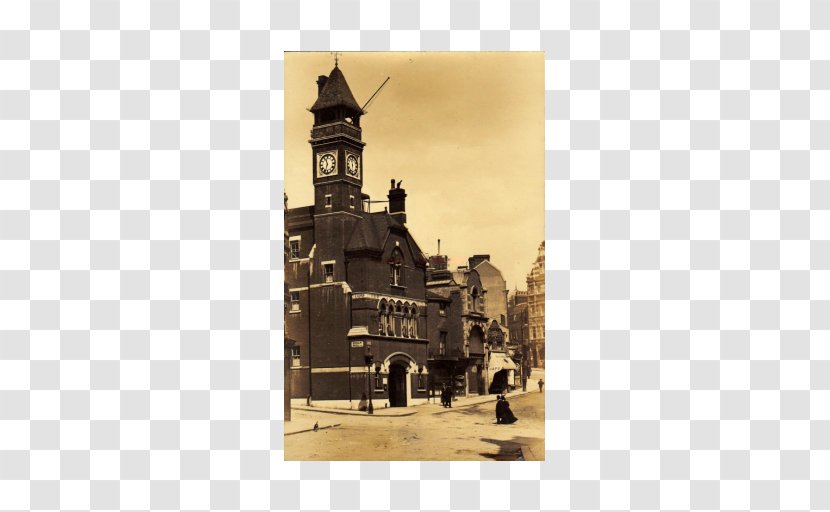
{"left": 489, "top": 357, "right": 517, "bottom": 374}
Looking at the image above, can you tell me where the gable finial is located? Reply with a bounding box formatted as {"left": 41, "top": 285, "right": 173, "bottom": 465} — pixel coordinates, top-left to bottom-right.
{"left": 333, "top": 51, "right": 340, "bottom": 67}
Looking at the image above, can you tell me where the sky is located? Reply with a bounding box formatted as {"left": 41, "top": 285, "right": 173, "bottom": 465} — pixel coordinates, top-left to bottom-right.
{"left": 284, "top": 52, "right": 544, "bottom": 291}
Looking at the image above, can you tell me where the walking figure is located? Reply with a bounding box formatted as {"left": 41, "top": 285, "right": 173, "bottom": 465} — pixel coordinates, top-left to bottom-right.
{"left": 441, "top": 385, "right": 452, "bottom": 408}
{"left": 495, "top": 395, "right": 518, "bottom": 424}
{"left": 538, "top": 378, "right": 544, "bottom": 393}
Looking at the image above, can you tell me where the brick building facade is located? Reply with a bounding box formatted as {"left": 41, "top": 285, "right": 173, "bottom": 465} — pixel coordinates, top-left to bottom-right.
{"left": 285, "top": 65, "right": 430, "bottom": 408}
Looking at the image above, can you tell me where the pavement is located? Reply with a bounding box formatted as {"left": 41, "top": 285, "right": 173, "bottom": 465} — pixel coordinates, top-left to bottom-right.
{"left": 291, "top": 404, "right": 418, "bottom": 417}
{"left": 432, "top": 384, "right": 543, "bottom": 414}
{"left": 284, "top": 420, "right": 342, "bottom": 436}
{"left": 283, "top": 371, "right": 546, "bottom": 461}
{"left": 290, "top": 386, "right": 540, "bottom": 420}
{"left": 289, "top": 367, "right": 547, "bottom": 418}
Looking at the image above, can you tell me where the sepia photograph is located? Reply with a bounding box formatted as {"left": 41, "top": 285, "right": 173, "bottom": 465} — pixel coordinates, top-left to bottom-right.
{"left": 283, "top": 52, "right": 545, "bottom": 461}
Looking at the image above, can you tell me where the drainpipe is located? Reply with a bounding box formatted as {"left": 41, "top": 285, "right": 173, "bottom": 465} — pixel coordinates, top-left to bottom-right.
{"left": 346, "top": 259, "right": 352, "bottom": 405}
{"left": 307, "top": 242, "right": 314, "bottom": 404}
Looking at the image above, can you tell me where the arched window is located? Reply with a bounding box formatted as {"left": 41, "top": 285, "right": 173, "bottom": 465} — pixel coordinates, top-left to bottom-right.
{"left": 389, "top": 248, "right": 404, "bottom": 287}
{"left": 469, "top": 287, "right": 479, "bottom": 312}
{"left": 395, "top": 302, "right": 402, "bottom": 337}
{"left": 410, "top": 306, "right": 417, "bottom": 337}
{"left": 378, "top": 301, "right": 387, "bottom": 335}
{"left": 403, "top": 309, "right": 409, "bottom": 338}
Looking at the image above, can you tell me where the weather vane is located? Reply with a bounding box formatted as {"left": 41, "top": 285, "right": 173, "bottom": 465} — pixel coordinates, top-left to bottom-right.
{"left": 332, "top": 51, "right": 341, "bottom": 67}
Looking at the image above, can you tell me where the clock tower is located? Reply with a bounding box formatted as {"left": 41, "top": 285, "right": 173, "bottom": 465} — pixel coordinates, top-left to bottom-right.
{"left": 309, "top": 64, "right": 365, "bottom": 215}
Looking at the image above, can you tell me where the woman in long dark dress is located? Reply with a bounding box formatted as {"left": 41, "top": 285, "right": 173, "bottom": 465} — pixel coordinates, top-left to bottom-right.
{"left": 495, "top": 395, "right": 507, "bottom": 423}
{"left": 500, "top": 396, "right": 518, "bottom": 424}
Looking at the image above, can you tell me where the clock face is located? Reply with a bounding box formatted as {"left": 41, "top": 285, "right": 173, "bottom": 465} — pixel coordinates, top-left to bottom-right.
{"left": 318, "top": 153, "right": 336, "bottom": 175}
{"left": 346, "top": 155, "right": 359, "bottom": 177}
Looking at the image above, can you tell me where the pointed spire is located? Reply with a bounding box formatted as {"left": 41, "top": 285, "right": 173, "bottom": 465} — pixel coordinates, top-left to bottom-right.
{"left": 310, "top": 66, "right": 363, "bottom": 114}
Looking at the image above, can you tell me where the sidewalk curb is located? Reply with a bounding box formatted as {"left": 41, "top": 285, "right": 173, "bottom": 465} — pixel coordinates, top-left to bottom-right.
{"left": 285, "top": 423, "right": 341, "bottom": 436}
{"left": 518, "top": 444, "right": 542, "bottom": 461}
{"left": 433, "top": 389, "right": 536, "bottom": 413}
{"left": 292, "top": 406, "right": 418, "bottom": 417}
{"left": 289, "top": 389, "right": 540, "bottom": 417}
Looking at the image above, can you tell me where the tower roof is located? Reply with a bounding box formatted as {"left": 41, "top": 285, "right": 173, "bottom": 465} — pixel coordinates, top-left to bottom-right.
{"left": 310, "top": 66, "right": 363, "bottom": 114}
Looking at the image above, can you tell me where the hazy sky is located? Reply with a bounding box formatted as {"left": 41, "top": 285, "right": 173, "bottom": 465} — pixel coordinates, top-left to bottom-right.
{"left": 284, "top": 52, "right": 544, "bottom": 291}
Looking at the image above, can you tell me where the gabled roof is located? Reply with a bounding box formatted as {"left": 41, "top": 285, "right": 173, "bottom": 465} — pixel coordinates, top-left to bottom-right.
{"left": 345, "top": 215, "right": 381, "bottom": 253}
{"left": 471, "top": 258, "right": 505, "bottom": 277}
{"left": 310, "top": 66, "right": 363, "bottom": 113}
{"left": 344, "top": 211, "right": 428, "bottom": 266}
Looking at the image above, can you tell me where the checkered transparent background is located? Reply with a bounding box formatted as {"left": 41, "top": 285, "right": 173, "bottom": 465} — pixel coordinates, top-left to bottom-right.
{"left": 1, "top": 0, "right": 829, "bottom": 510}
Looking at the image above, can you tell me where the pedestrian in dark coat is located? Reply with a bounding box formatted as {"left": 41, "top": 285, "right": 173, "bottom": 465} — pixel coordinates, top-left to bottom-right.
{"left": 495, "top": 395, "right": 507, "bottom": 423}
{"left": 499, "top": 395, "right": 518, "bottom": 424}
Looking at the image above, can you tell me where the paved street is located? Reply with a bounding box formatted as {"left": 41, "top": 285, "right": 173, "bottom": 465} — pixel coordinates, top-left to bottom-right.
{"left": 284, "top": 387, "right": 545, "bottom": 461}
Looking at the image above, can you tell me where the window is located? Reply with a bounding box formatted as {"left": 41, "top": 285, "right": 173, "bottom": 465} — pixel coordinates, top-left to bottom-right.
{"left": 349, "top": 195, "right": 355, "bottom": 208}
{"left": 290, "top": 291, "right": 300, "bottom": 312}
{"left": 389, "top": 248, "right": 404, "bottom": 286}
{"left": 439, "top": 332, "right": 447, "bottom": 356}
{"left": 291, "top": 346, "right": 300, "bottom": 367}
{"left": 325, "top": 195, "right": 332, "bottom": 207}
{"left": 469, "top": 287, "right": 480, "bottom": 312}
{"left": 410, "top": 307, "right": 417, "bottom": 337}
{"left": 323, "top": 263, "right": 334, "bottom": 283}
{"left": 374, "top": 371, "right": 383, "bottom": 390}
{"left": 418, "top": 372, "right": 425, "bottom": 391}
{"left": 439, "top": 303, "right": 446, "bottom": 316}
{"left": 378, "top": 304, "right": 386, "bottom": 335}
{"left": 289, "top": 240, "right": 300, "bottom": 260}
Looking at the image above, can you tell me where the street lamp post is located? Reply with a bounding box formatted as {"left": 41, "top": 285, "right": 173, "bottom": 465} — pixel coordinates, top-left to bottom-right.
{"left": 364, "top": 347, "right": 374, "bottom": 415}
{"left": 374, "top": 363, "right": 381, "bottom": 409}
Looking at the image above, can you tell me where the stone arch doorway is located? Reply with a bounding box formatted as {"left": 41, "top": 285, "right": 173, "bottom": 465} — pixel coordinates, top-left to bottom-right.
{"left": 387, "top": 362, "right": 408, "bottom": 407}
{"left": 489, "top": 369, "right": 509, "bottom": 395}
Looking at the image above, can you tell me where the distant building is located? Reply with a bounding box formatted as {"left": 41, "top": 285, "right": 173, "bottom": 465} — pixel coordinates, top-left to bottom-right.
{"left": 425, "top": 261, "right": 489, "bottom": 397}
{"left": 526, "top": 242, "right": 545, "bottom": 367}
{"left": 285, "top": 64, "right": 430, "bottom": 408}
{"left": 468, "top": 256, "right": 509, "bottom": 328}
{"left": 467, "top": 255, "right": 516, "bottom": 392}
{"left": 508, "top": 290, "right": 530, "bottom": 385}
{"left": 426, "top": 255, "right": 519, "bottom": 397}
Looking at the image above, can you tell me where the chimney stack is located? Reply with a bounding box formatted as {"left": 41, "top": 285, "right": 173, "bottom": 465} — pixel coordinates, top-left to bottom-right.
{"left": 316, "top": 75, "right": 328, "bottom": 95}
{"left": 388, "top": 179, "right": 406, "bottom": 224}
{"left": 468, "top": 254, "right": 491, "bottom": 269}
